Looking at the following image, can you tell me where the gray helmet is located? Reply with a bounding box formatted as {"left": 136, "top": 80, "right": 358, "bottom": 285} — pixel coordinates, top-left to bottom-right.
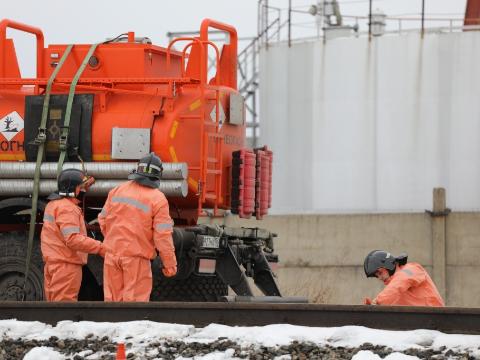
{"left": 364, "top": 250, "right": 408, "bottom": 277}
{"left": 128, "top": 152, "right": 163, "bottom": 189}
{"left": 48, "top": 168, "right": 95, "bottom": 200}
{"left": 47, "top": 168, "right": 88, "bottom": 200}
{"left": 57, "top": 168, "right": 85, "bottom": 197}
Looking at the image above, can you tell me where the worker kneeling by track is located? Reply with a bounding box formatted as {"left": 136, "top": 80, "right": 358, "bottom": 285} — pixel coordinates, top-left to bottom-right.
{"left": 41, "top": 169, "right": 105, "bottom": 302}
{"left": 363, "top": 250, "right": 445, "bottom": 307}
{"left": 99, "top": 152, "right": 177, "bottom": 302}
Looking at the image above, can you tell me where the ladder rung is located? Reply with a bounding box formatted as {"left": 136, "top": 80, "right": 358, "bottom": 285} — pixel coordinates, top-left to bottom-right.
{"left": 204, "top": 193, "right": 217, "bottom": 200}
{"left": 181, "top": 114, "right": 202, "bottom": 119}
{"left": 206, "top": 169, "right": 221, "bottom": 175}
{"left": 206, "top": 133, "right": 223, "bottom": 138}
{"left": 207, "top": 157, "right": 218, "bottom": 163}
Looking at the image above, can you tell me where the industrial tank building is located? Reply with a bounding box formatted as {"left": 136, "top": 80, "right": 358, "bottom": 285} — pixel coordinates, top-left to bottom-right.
{"left": 260, "top": 31, "right": 480, "bottom": 213}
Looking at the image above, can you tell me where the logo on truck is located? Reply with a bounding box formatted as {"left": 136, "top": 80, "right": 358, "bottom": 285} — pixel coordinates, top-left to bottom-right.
{"left": 0, "top": 111, "right": 24, "bottom": 141}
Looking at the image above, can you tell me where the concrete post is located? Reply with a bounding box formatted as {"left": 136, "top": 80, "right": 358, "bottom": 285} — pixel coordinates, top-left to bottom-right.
{"left": 431, "top": 188, "right": 447, "bottom": 302}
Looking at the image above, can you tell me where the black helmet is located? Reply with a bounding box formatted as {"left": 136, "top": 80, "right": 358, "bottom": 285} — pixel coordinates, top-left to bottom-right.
{"left": 57, "top": 168, "right": 86, "bottom": 198}
{"left": 364, "top": 250, "right": 408, "bottom": 277}
{"left": 128, "top": 152, "right": 163, "bottom": 189}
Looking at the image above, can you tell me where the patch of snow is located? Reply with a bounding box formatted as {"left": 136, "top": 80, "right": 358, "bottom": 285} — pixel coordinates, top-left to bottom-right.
{"left": 85, "top": 350, "right": 109, "bottom": 360}
{"left": 23, "top": 346, "right": 65, "bottom": 360}
{"left": 352, "top": 350, "right": 382, "bottom": 360}
{"left": 186, "top": 323, "right": 332, "bottom": 347}
{"left": 176, "top": 348, "right": 236, "bottom": 359}
{"left": 352, "top": 351, "right": 420, "bottom": 360}
{"left": 0, "top": 320, "right": 50, "bottom": 339}
{"left": 0, "top": 319, "right": 193, "bottom": 342}
{"left": 326, "top": 326, "right": 442, "bottom": 351}
{"left": 385, "top": 353, "right": 421, "bottom": 360}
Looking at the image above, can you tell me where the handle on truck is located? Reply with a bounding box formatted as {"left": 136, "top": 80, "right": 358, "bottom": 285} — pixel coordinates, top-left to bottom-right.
{"left": 0, "top": 19, "right": 44, "bottom": 78}
{"left": 200, "top": 19, "right": 238, "bottom": 90}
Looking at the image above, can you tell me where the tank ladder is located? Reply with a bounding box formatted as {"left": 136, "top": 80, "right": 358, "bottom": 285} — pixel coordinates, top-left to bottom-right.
{"left": 199, "top": 88, "right": 223, "bottom": 216}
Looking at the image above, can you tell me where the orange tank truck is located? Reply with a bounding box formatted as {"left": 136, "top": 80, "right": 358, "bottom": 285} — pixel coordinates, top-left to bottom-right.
{"left": 0, "top": 19, "right": 281, "bottom": 301}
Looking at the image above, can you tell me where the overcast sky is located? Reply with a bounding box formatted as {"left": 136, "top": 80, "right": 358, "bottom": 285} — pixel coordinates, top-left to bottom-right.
{"left": 0, "top": 0, "right": 468, "bottom": 76}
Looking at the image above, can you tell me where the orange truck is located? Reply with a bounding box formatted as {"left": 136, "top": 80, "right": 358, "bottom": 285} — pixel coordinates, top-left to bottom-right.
{"left": 0, "top": 18, "right": 280, "bottom": 301}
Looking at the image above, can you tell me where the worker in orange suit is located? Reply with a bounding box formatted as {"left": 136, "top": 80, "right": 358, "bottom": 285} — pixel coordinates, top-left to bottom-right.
{"left": 363, "top": 250, "right": 444, "bottom": 307}
{"left": 99, "top": 152, "right": 177, "bottom": 302}
{"left": 41, "top": 169, "right": 105, "bottom": 301}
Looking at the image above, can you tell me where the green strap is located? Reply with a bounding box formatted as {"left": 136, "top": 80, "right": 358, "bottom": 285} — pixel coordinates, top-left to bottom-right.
{"left": 23, "top": 44, "right": 74, "bottom": 300}
{"left": 57, "top": 43, "right": 99, "bottom": 176}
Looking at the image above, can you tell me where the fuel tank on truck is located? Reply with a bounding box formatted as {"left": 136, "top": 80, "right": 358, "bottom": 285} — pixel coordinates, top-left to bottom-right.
{"left": 0, "top": 18, "right": 253, "bottom": 225}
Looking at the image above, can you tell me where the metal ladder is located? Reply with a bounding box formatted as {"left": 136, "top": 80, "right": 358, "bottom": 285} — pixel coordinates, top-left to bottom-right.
{"left": 199, "top": 88, "right": 223, "bottom": 215}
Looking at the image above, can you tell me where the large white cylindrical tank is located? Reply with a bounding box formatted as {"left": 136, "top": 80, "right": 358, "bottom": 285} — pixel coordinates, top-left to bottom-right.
{"left": 260, "top": 32, "right": 480, "bottom": 213}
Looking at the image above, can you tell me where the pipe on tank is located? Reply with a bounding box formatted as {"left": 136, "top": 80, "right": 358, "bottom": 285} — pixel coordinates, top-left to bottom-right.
{"left": 0, "top": 179, "right": 188, "bottom": 197}
{"left": 0, "top": 162, "right": 188, "bottom": 180}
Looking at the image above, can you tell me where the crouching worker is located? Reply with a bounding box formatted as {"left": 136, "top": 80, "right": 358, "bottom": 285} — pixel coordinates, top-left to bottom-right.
{"left": 363, "top": 250, "right": 444, "bottom": 307}
{"left": 99, "top": 152, "right": 177, "bottom": 302}
{"left": 41, "top": 169, "right": 106, "bottom": 301}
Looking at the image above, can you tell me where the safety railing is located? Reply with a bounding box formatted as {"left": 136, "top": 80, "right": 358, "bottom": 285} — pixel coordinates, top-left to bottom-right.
{"left": 200, "top": 18, "right": 238, "bottom": 90}
{"left": 0, "top": 19, "right": 44, "bottom": 78}
{"left": 257, "top": 3, "right": 478, "bottom": 47}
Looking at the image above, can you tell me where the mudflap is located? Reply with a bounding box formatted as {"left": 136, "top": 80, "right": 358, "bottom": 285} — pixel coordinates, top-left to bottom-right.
{"left": 251, "top": 249, "right": 282, "bottom": 296}
{"left": 216, "top": 245, "right": 253, "bottom": 296}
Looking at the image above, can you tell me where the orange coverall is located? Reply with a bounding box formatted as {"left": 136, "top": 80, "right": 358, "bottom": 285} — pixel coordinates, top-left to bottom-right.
{"left": 98, "top": 180, "right": 177, "bottom": 302}
{"left": 374, "top": 262, "right": 445, "bottom": 307}
{"left": 41, "top": 198, "right": 104, "bottom": 301}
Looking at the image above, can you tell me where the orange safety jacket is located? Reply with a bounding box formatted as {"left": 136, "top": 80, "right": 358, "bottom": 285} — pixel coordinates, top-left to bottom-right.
{"left": 374, "top": 262, "right": 445, "bottom": 307}
{"left": 41, "top": 197, "right": 103, "bottom": 264}
{"left": 98, "top": 180, "right": 176, "bottom": 269}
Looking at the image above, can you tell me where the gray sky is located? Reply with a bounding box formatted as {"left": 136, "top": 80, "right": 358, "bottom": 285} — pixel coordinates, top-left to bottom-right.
{"left": 1, "top": 0, "right": 468, "bottom": 76}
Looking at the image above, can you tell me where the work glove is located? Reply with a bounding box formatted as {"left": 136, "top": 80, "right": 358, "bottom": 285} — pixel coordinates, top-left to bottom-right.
{"left": 162, "top": 266, "right": 177, "bottom": 277}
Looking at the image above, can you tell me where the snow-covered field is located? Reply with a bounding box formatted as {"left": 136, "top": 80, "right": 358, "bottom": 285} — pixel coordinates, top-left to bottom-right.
{"left": 0, "top": 319, "right": 479, "bottom": 359}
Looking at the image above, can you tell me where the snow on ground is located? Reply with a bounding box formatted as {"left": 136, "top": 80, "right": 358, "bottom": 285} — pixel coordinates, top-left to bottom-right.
{"left": 352, "top": 351, "right": 421, "bottom": 360}
{"left": 0, "top": 319, "right": 479, "bottom": 359}
{"left": 23, "top": 346, "right": 65, "bottom": 360}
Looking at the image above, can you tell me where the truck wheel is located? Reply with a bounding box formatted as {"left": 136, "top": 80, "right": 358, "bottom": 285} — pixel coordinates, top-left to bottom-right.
{"left": 0, "top": 232, "right": 44, "bottom": 301}
{"left": 151, "top": 273, "right": 228, "bottom": 302}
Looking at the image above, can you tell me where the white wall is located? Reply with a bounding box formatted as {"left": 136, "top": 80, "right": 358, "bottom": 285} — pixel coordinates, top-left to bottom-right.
{"left": 260, "top": 32, "right": 480, "bottom": 213}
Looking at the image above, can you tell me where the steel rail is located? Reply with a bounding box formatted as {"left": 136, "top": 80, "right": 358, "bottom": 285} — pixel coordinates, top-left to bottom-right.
{"left": 0, "top": 302, "right": 479, "bottom": 334}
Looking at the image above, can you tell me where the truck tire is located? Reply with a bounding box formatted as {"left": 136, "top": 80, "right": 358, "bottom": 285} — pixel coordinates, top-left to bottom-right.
{"left": 0, "top": 232, "right": 44, "bottom": 301}
{"left": 150, "top": 273, "right": 228, "bottom": 302}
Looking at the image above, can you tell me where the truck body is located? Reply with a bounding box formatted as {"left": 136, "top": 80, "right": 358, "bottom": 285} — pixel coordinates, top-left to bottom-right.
{"left": 0, "top": 19, "right": 280, "bottom": 301}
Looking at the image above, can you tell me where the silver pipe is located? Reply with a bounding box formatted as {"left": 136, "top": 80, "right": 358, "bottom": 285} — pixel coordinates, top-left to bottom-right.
{"left": 0, "top": 162, "right": 188, "bottom": 180}
{"left": 0, "top": 179, "right": 188, "bottom": 197}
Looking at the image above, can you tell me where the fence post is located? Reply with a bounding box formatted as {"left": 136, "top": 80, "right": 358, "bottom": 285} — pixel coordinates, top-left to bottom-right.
{"left": 430, "top": 187, "right": 448, "bottom": 302}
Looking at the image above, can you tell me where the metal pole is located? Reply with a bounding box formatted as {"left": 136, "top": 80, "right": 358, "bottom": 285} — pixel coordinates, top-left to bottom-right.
{"left": 252, "top": 90, "right": 257, "bottom": 147}
{"left": 368, "top": 0, "right": 372, "bottom": 41}
{"left": 431, "top": 188, "right": 448, "bottom": 302}
{"left": 277, "top": 9, "right": 281, "bottom": 42}
{"left": 316, "top": 0, "right": 321, "bottom": 38}
{"left": 265, "top": 0, "right": 269, "bottom": 49}
{"left": 421, "top": 0, "right": 425, "bottom": 38}
{"left": 288, "top": 0, "right": 292, "bottom": 47}
{"left": 257, "top": 1, "right": 261, "bottom": 39}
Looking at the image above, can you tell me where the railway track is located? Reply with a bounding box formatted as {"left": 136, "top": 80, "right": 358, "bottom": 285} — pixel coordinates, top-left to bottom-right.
{"left": 1, "top": 302, "right": 479, "bottom": 334}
